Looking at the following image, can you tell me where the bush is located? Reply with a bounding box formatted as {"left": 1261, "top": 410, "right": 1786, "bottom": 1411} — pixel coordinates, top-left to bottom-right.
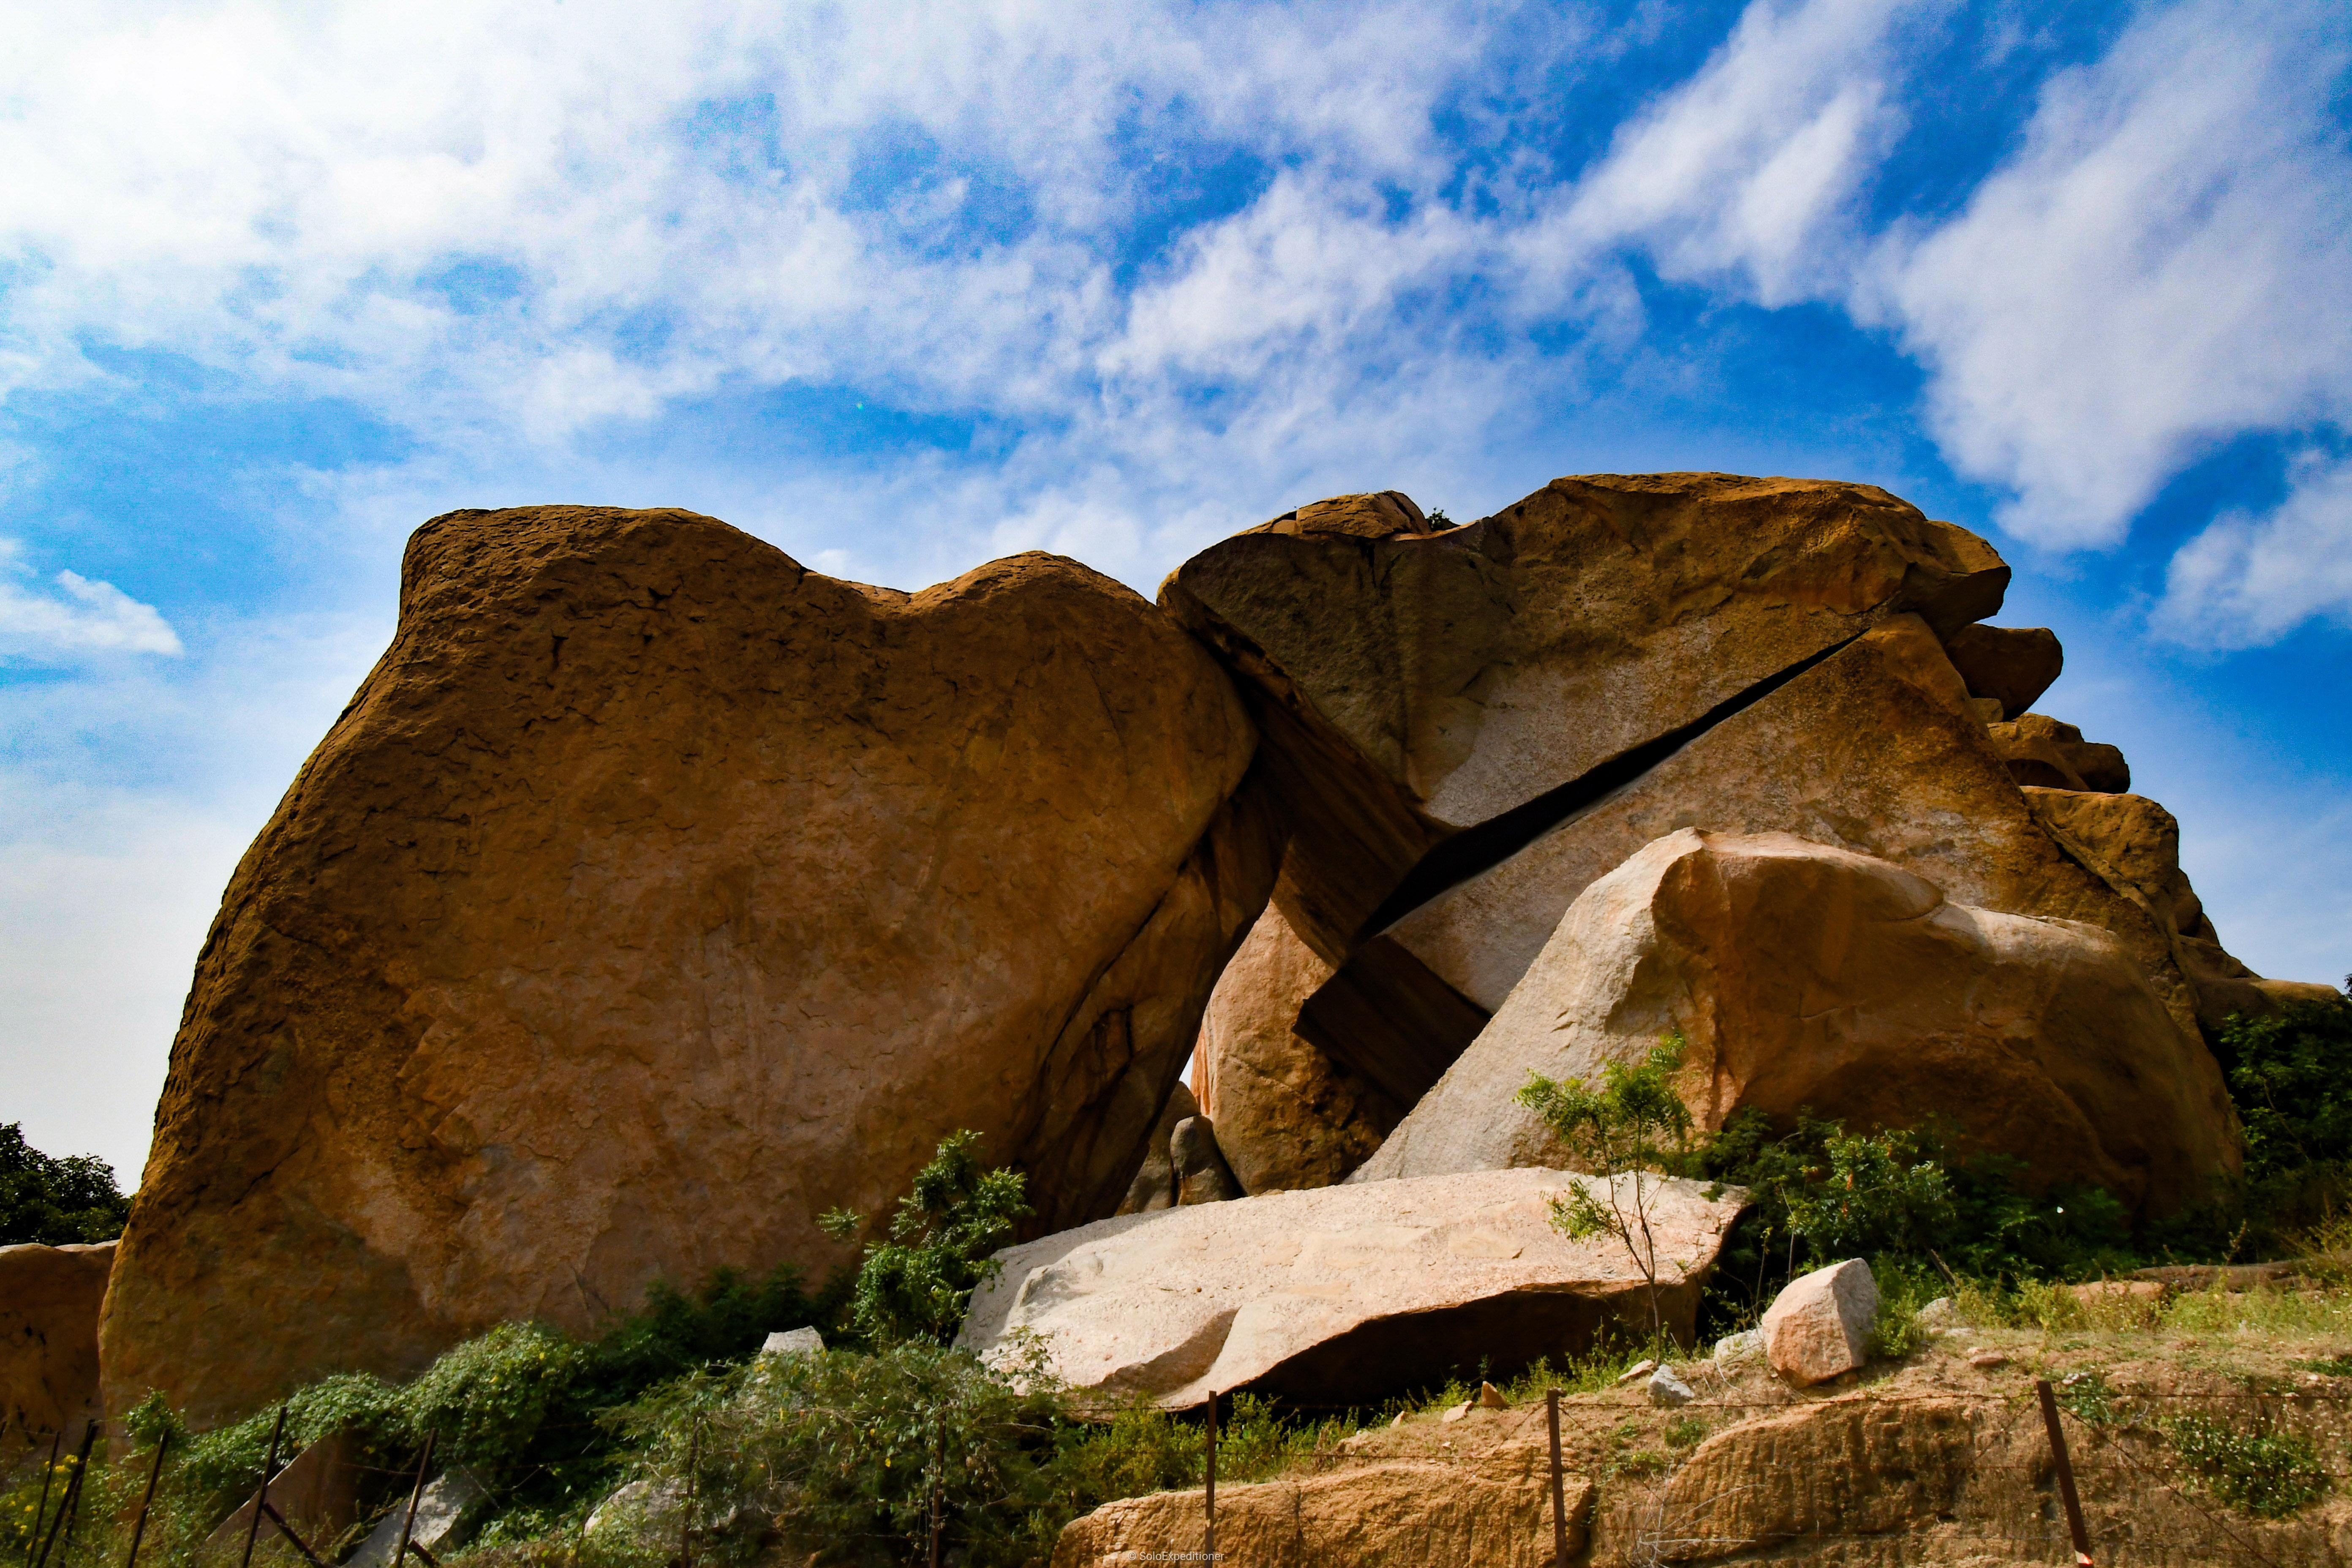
{"left": 2166, "top": 1413, "right": 2330, "bottom": 1517}
{"left": 2219, "top": 991, "right": 2352, "bottom": 1183}
{"left": 0, "top": 1123, "right": 130, "bottom": 1245}
{"left": 821, "top": 1130, "right": 1030, "bottom": 1346}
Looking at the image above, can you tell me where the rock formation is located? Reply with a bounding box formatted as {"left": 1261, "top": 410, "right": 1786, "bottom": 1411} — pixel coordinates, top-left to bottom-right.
{"left": 1762, "top": 1259, "right": 1879, "bottom": 1386}
{"left": 957, "top": 1168, "right": 1746, "bottom": 1407}
{"left": 1168, "top": 1116, "right": 1243, "bottom": 1206}
{"left": 1189, "top": 901, "right": 1399, "bottom": 1193}
{"left": 1356, "top": 830, "right": 2238, "bottom": 1212}
{"left": 1051, "top": 1445, "right": 1584, "bottom": 1568}
{"left": 0, "top": 1241, "right": 112, "bottom": 1447}
{"left": 104, "top": 505, "right": 1276, "bottom": 1424}
{"left": 1162, "top": 472, "right": 2311, "bottom": 1119}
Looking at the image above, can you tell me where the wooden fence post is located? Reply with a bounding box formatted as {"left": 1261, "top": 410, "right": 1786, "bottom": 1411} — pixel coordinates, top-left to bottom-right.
{"left": 30, "top": 1423, "right": 98, "bottom": 1568}
{"left": 1203, "top": 1390, "right": 1218, "bottom": 1563}
{"left": 238, "top": 1408, "right": 287, "bottom": 1568}
{"left": 1547, "top": 1388, "right": 1568, "bottom": 1565}
{"left": 393, "top": 1431, "right": 436, "bottom": 1568}
{"left": 24, "top": 1432, "right": 61, "bottom": 1568}
{"left": 123, "top": 1429, "right": 171, "bottom": 1568}
{"left": 2035, "top": 1379, "right": 2096, "bottom": 1567}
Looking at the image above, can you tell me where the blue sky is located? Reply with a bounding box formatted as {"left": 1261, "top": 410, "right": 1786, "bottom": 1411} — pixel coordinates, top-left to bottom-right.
{"left": 3, "top": 0, "right": 2348, "bottom": 1181}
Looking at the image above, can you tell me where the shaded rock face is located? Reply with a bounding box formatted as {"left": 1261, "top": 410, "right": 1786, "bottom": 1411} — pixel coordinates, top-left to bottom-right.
{"left": 1189, "top": 901, "right": 1400, "bottom": 1193}
{"left": 1113, "top": 1081, "right": 1198, "bottom": 1216}
{"left": 1051, "top": 1446, "right": 1586, "bottom": 1568}
{"left": 0, "top": 1241, "right": 112, "bottom": 1446}
{"left": 1359, "top": 830, "right": 2237, "bottom": 1214}
{"left": 1941, "top": 622, "right": 2061, "bottom": 716}
{"left": 104, "top": 505, "right": 1277, "bottom": 1425}
{"left": 1168, "top": 1117, "right": 1243, "bottom": 1206}
{"left": 2024, "top": 787, "right": 2335, "bottom": 1033}
{"left": 1162, "top": 474, "right": 2007, "bottom": 1107}
{"left": 956, "top": 1168, "right": 1746, "bottom": 1408}
{"left": 1987, "top": 712, "right": 2131, "bottom": 793}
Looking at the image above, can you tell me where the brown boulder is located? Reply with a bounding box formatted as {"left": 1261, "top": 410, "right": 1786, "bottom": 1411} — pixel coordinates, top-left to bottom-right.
{"left": 2024, "top": 786, "right": 2336, "bottom": 1034}
{"left": 1243, "top": 490, "right": 1435, "bottom": 540}
{"left": 1113, "top": 1082, "right": 1199, "bottom": 1215}
{"left": 1941, "top": 623, "right": 2062, "bottom": 715}
{"left": 0, "top": 1241, "right": 111, "bottom": 1447}
{"left": 1162, "top": 473, "right": 2007, "bottom": 1102}
{"left": 103, "top": 505, "right": 1276, "bottom": 1425}
{"left": 1989, "top": 713, "right": 2131, "bottom": 793}
{"left": 1051, "top": 1446, "right": 1587, "bottom": 1567}
{"left": 1359, "top": 830, "right": 2237, "bottom": 1213}
{"left": 1169, "top": 1117, "right": 1243, "bottom": 1205}
{"left": 1379, "top": 616, "right": 2207, "bottom": 1057}
{"left": 1190, "top": 901, "right": 1399, "bottom": 1193}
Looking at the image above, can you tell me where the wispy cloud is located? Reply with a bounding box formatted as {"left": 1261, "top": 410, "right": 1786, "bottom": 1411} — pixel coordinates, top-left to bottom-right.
{"left": 0, "top": 543, "right": 182, "bottom": 660}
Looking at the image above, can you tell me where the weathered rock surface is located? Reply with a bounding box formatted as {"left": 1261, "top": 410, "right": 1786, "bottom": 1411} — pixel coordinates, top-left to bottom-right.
{"left": 348, "top": 1467, "right": 487, "bottom": 1568}
{"left": 1050, "top": 1445, "right": 1587, "bottom": 1568}
{"left": 1190, "top": 901, "right": 1399, "bottom": 1193}
{"left": 1163, "top": 474, "right": 2007, "bottom": 1103}
{"left": 1382, "top": 615, "right": 2208, "bottom": 1051}
{"left": 206, "top": 1430, "right": 365, "bottom": 1558}
{"left": 1763, "top": 1260, "right": 1879, "bottom": 1386}
{"left": 1941, "top": 622, "right": 2062, "bottom": 715}
{"left": 1114, "top": 1082, "right": 1199, "bottom": 1215}
{"left": 2023, "top": 786, "right": 2338, "bottom": 1034}
{"left": 957, "top": 1168, "right": 1746, "bottom": 1408}
{"left": 0, "top": 1241, "right": 111, "bottom": 1446}
{"left": 1358, "top": 829, "right": 2236, "bottom": 1212}
{"left": 1169, "top": 1116, "right": 1243, "bottom": 1206}
{"left": 105, "top": 505, "right": 1277, "bottom": 1424}
{"left": 1988, "top": 712, "right": 2130, "bottom": 793}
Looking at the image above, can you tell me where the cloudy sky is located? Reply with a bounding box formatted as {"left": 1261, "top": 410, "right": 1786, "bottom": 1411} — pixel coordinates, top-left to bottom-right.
{"left": 5, "top": 0, "right": 2348, "bottom": 1183}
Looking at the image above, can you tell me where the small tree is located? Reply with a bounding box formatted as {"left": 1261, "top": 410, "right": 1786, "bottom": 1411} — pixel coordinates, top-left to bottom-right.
{"left": 0, "top": 1122, "right": 131, "bottom": 1245}
{"left": 1515, "top": 1036, "right": 1697, "bottom": 1356}
{"left": 821, "top": 1130, "right": 1032, "bottom": 1345}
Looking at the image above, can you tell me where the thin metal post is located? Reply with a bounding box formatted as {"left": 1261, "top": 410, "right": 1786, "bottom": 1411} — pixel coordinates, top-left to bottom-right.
{"left": 393, "top": 1432, "right": 435, "bottom": 1568}
{"left": 1547, "top": 1388, "right": 1568, "bottom": 1565}
{"left": 30, "top": 1423, "right": 97, "bottom": 1568}
{"left": 123, "top": 1429, "right": 171, "bottom": 1568}
{"left": 24, "top": 1432, "right": 61, "bottom": 1568}
{"left": 2035, "top": 1379, "right": 2095, "bottom": 1567}
{"left": 677, "top": 1422, "right": 700, "bottom": 1568}
{"left": 1203, "top": 1389, "right": 1217, "bottom": 1564}
{"left": 239, "top": 1407, "right": 287, "bottom": 1568}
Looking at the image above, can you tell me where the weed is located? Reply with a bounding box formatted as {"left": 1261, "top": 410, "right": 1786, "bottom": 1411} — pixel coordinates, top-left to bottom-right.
{"left": 2165, "top": 1413, "right": 2330, "bottom": 1517}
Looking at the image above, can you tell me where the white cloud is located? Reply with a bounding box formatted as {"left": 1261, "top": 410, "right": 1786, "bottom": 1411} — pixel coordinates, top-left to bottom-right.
{"left": 1872, "top": 0, "right": 2352, "bottom": 549}
{"left": 2158, "top": 451, "right": 2352, "bottom": 647}
{"left": 0, "top": 543, "right": 183, "bottom": 659}
{"left": 1557, "top": 0, "right": 1933, "bottom": 305}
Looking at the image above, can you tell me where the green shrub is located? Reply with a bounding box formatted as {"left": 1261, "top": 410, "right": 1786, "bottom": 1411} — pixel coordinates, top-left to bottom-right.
{"left": 822, "top": 1130, "right": 1030, "bottom": 1346}
{"left": 0, "top": 1123, "right": 130, "bottom": 1245}
{"left": 2220, "top": 992, "right": 2352, "bottom": 1182}
{"left": 2166, "top": 1413, "right": 2330, "bottom": 1517}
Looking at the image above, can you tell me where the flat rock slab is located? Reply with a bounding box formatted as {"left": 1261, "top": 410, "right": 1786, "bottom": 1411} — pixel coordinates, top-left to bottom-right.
{"left": 1050, "top": 1447, "right": 1592, "bottom": 1568}
{"left": 958, "top": 1168, "right": 1745, "bottom": 1408}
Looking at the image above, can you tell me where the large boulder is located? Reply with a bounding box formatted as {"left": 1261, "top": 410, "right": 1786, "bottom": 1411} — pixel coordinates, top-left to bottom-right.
{"left": 0, "top": 1241, "right": 112, "bottom": 1446}
{"left": 1162, "top": 474, "right": 2007, "bottom": 1104}
{"left": 1378, "top": 616, "right": 2208, "bottom": 1056}
{"left": 1113, "top": 1082, "right": 1199, "bottom": 1215}
{"left": 104, "top": 506, "right": 1277, "bottom": 1424}
{"left": 1762, "top": 1260, "right": 1879, "bottom": 1386}
{"left": 1987, "top": 713, "right": 2130, "bottom": 793}
{"left": 1941, "top": 623, "right": 2062, "bottom": 716}
{"left": 1357, "top": 830, "right": 2237, "bottom": 1213}
{"left": 956, "top": 1167, "right": 1746, "bottom": 1408}
{"left": 1190, "top": 901, "right": 1400, "bottom": 1193}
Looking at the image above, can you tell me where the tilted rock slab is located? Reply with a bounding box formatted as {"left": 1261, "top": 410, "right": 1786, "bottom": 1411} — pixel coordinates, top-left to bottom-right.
{"left": 103, "top": 506, "right": 1276, "bottom": 1424}
{"left": 1190, "top": 899, "right": 1399, "bottom": 1194}
{"left": 1384, "top": 615, "right": 2211, "bottom": 1050}
{"left": 1359, "top": 828, "right": 2237, "bottom": 1213}
{"left": 1050, "top": 1444, "right": 1590, "bottom": 1568}
{"left": 957, "top": 1168, "right": 1746, "bottom": 1409}
{"left": 0, "top": 1241, "right": 112, "bottom": 1446}
{"left": 1162, "top": 473, "right": 2007, "bottom": 1105}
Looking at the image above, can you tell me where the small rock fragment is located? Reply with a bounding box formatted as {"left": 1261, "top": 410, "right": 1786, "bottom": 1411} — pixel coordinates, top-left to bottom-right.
{"left": 1912, "top": 1297, "right": 1966, "bottom": 1334}
{"left": 1648, "top": 1367, "right": 1695, "bottom": 1407}
{"left": 1618, "top": 1358, "right": 1658, "bottom": 1384}
{"left": 1439, "top": 1401, "right": 1473, "bottom": 1424}
{"left": 1763, "top": 1259, "right": 1879, "bottom": 1387}
{"left": 1713, "top": 1328, "right": 1764, "bottom": 1364}
{"left": 760, "top": 1326, "right": 826, "bottom": 1357}
{"left": 1475, "top": 1380, "right": 1508, "bottom": 1409}
{"left": 1968, "top": 1350, "right": 2008, "bottom": 1370}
